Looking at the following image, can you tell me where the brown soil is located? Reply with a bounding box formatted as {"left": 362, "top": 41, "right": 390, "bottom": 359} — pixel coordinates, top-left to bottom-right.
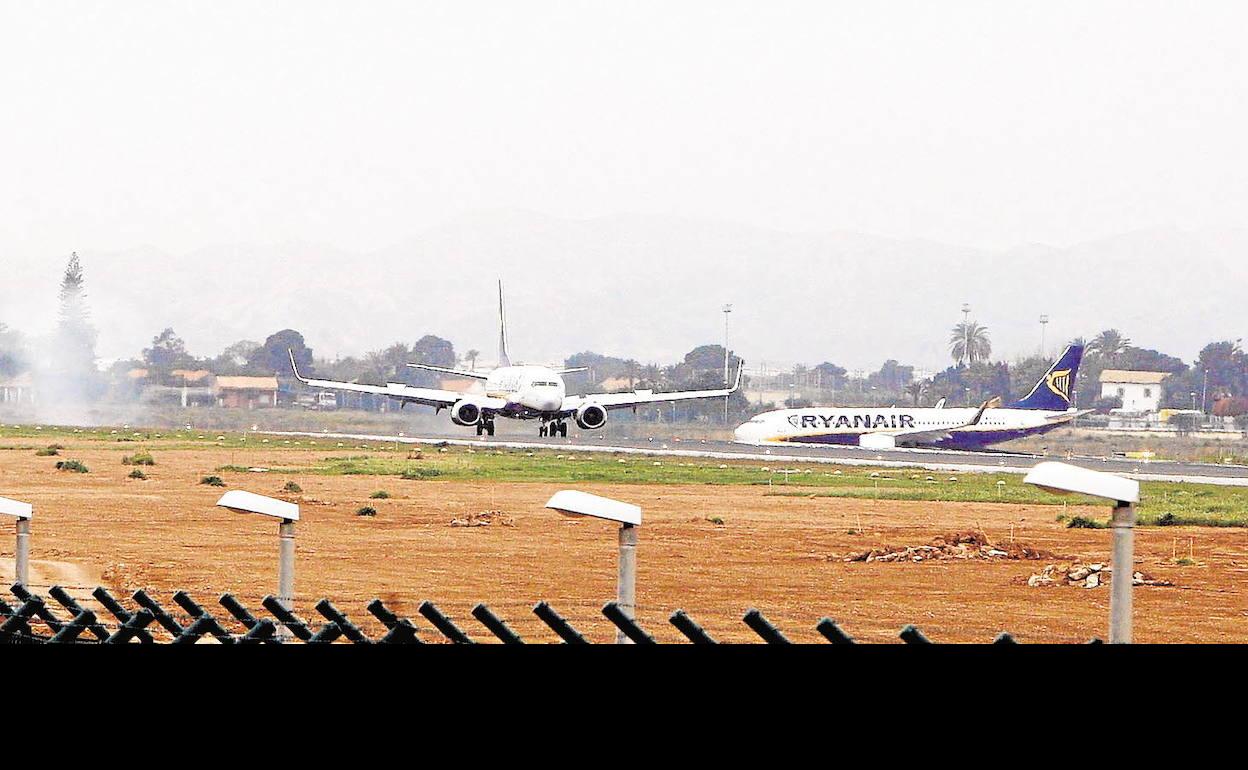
{"left": 1, "top": 441, "right": 1245, "bottom": 643}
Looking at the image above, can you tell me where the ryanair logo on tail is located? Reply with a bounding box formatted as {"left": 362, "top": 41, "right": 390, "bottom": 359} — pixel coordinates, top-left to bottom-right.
{"left": 1046, "top": 369, "right": 1072, "bottom": 403}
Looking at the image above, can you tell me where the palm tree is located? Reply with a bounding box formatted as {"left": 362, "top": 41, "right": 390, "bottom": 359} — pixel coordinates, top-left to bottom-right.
{"left": 949, "top": 321, "right": 992, "bottom": 365}
{"left": 465, "top": 349, "right": 480, "bottom": 371}
{"left": 1087, "top": 329, "right": 1131, "bottom": 364}
{"left": 904, "top": 381, "right": 926, "bottom": 406}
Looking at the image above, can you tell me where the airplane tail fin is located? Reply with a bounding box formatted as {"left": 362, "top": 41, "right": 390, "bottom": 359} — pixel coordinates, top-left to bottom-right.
{"left": 497, "top": 279, "right": 511, "bottom": 367}
{"left": 1008, "top": 344, "right": 1083, "bottom": 411}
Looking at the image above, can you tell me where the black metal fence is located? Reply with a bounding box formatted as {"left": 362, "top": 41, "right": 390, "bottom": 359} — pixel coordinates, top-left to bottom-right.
{"left": 1, "top": 582, "right": 1084, "bottom": 644}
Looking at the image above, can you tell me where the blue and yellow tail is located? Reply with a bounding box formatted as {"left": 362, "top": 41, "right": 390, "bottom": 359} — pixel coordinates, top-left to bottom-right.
{"left": 1008, "top": 345, "right": 1083, "bottom": 411}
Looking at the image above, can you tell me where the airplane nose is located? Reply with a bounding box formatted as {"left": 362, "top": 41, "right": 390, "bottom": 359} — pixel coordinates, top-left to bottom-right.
{"left": 733, "top": 422, "right": 762, "bottom": 444}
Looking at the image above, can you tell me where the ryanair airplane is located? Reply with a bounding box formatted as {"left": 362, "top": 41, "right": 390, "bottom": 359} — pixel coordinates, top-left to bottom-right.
{"left": 734, "top": 345, "right": 1086, "bottom": 450}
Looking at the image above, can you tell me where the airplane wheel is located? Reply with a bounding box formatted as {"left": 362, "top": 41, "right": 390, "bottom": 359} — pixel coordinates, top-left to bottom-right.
{"left": 476, "top": 424, "right": 484, "bottom": 436}
{"left": 486, "top": 422, "right": 495, "bottom": 436}
{"left": 559, "top": 422, "right": 568, "bottom": 438}
{"left": 539, "top": 425, "right": 547, "bottom": 437}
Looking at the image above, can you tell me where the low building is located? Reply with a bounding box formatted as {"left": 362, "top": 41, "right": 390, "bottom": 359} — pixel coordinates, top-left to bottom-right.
{"left": 0, "top": 373, "right": 35, "bottom": 404}
{"left": 1099, "top": 370, "right": 1170, "bottom": 413}
{"left": 214, "top": 376, "right": 279, "bottom": 408}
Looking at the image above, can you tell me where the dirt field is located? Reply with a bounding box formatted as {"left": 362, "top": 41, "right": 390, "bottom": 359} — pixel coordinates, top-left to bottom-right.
{"left": 2, "top": 438, "right": 1245, "bottom": 643}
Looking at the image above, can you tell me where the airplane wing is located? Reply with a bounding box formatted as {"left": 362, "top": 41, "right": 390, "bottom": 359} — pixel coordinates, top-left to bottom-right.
{"left": 858, "top": 399, "right": 994, "bottom": 448}
{"left": 561, "top": 362, "right": 744, "bottom": 412}
{"left": 288, "top": 351, "right": 477, "bottom": 410}
{"left": 405, "top": 363, "right": 490, "bottom": 381}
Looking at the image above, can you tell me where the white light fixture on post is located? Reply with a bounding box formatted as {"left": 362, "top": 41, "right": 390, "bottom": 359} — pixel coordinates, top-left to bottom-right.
{"left": 1023, "top": 462, "right": 1140, "bottom": 643}
{"left": 216, "top": 490, "right": 300, "bottom": 639}
{"left": 545, "top": 490, "right": 642, "bottom": 644}
{"left": 0, "top": 496, "right": 33, "bottom": 586}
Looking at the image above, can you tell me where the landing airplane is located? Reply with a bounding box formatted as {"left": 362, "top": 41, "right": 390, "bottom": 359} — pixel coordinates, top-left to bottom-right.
{"left": 733, "top": 345, "right": 1087, "bottom": 450}
{"left": 289, "top": 282, "right": 744, "bottom": 437}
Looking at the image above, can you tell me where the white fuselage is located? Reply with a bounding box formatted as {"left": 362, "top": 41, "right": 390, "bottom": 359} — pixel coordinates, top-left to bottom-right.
{"left": 483, "top": 365, "right": 566, "bottom": 414}
{"left": 734, "top": 405, "right": 1075, "bottom": 449}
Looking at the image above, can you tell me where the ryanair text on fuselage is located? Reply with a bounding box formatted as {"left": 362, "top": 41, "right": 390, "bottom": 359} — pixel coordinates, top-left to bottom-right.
{"left": 734, "top": 345, "right": 1087, "bottom": 450}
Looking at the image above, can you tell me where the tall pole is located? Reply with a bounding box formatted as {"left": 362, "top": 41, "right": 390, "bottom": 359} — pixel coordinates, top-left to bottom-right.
{"left": 277, "top": 518, "right": 296, "bottom": 640}
{"left": 616, "top": 523, "right": 637, "bottom": 644}
{"left": 1202, "top": 369, "right": 1208, "bottom": 414}
{"left": 1040, "top": 314, "right": 1049, "bottom": 357}
{"left": 722, "top": 303, "right": 733, "bottom": 423}
{"left": 14, "top": 518, "right": 30, "bottom": 586}
{"left": 961, "top": 303, "right": 971, "bottom": 365}
{"left": 1109, "top": 502, "right": 1136, "bottom": 643}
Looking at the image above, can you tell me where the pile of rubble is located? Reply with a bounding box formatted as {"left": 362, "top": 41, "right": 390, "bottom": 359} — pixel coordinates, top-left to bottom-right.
{"left": 450, "top": 510, "right": 515, "bottom": 528}
{"left": 1024, "top": 563, "right": 1173, "bottom": 588}
{"left": 838, "top": 531, "right": 1060, "bottom": 563}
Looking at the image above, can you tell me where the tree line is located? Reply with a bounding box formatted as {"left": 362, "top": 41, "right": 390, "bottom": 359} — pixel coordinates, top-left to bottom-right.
{"left": 2, "top": 255, "right": 1245, "bottom": 419}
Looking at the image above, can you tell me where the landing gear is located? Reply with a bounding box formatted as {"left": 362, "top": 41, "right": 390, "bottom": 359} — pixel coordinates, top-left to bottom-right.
{"left": 476, "top": 418, "right": 495, "bottom": 437}
{"left": 540, "top": 420, "right": 568, "bottom": 438}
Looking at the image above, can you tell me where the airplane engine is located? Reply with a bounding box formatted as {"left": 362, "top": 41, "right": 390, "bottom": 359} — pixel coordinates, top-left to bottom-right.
{"left": 450, "top": 399, "right": 482, "bottom": 426}
{"left": 575, "top": 403, "right": 607, "bottom": 430}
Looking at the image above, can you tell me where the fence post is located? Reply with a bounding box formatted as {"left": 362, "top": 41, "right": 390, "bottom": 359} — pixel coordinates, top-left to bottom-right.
{"left": 815, "top": 617, "right": 855, "bottom": 644}
{"left": 532, "top": 601, "right": 588, "bottom": 644}
{"left": 669, "top": 609, "right": 717, "bottom": 644}
{"left": 471, "top": 603, "right": 524, "bottom": 644}
{"left": 603, "top": 601, "right": 655, "bottom": 644}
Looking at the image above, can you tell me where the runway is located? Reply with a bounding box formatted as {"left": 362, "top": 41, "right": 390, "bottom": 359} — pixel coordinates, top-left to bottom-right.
{"left": 271, "top": 428, "right": 1248, "bottom": 487}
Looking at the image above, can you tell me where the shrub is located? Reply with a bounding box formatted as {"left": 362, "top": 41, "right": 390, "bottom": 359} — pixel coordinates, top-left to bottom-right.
{"left": 369, "top": 490, "right": 391, "bottom": 499}
{"left": 356, "top": 506, "right": 378, "bottom": 517}
{"left": 128, "top": 469, "right": 147, "bottom": 480}
{"left": 122, "top": 451, "right": 156, "bottom": 466}
{"left": 706, "top": 516, "right": 725, "bottom": 525}
{"left": 55, "top": 460, "right": 89, "bottom": 473}
{"left": 200, "top": 475, "right": 225, "bottom": 487}
{"left": 1155, "top": 512, "right": 1177, "bottom": 526}
{"left": 282, "top": 481, "right": 303, "bottom": 493}
{"left": 1066, "top": 516, "right": 1107, "bottom": 529}
{"left": 35, "top": 446, "right": 60, "bottom": 457}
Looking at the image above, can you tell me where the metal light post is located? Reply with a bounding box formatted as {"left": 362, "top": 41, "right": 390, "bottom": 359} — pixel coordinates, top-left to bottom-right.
{"left": 1039, "top": 314, "right": 1049, "bottom": 356}
{"left": 216, "top": 490, "right": 300, "bottom": 640}
{"left": 1201, "top": 369, "right": 1208, "bottom": 414}
{"left": 722, "top": 303, "right": 733, "bottom": 423}
{"left": 545, "top": 490, "right": 642, "bottom": 644}
{"left": 1024, "top": 462, "right": 1140, "bottom": 643}
{"left": 961, "top": 303, "right": 971, "bottom": 365}
{"left": 0, "top": 497, "right": 33, "bottom": 586}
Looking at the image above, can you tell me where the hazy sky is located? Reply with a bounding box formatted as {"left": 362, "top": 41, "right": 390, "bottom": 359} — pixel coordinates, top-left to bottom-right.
{"left": 4, "top": 0, "right": 1246, "bottom": 257}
